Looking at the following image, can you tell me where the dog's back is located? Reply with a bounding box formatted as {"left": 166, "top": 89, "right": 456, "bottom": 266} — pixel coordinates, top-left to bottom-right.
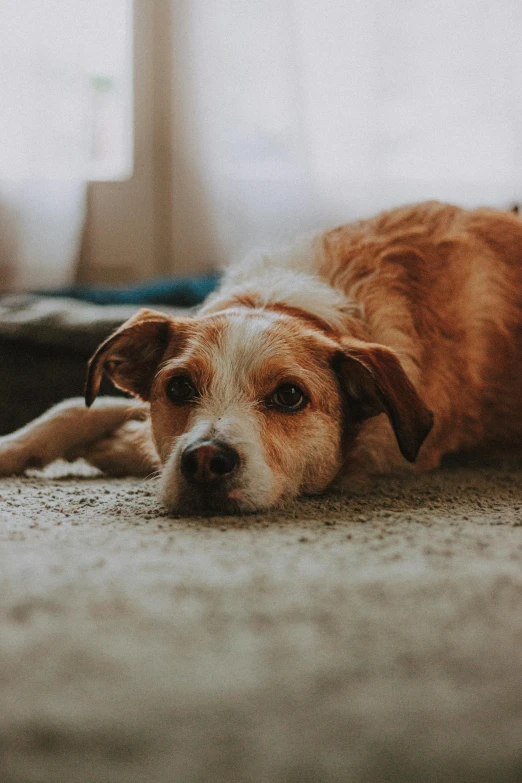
{"left": 320, "top": 201, "right": 522, "bottom": 458}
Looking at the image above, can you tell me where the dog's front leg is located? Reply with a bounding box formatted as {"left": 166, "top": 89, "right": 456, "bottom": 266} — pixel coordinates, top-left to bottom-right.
{"left": 80, "top": 417, "right": 160, "bottom": 477}
{"left": 0, "top": 397, "right": 157, "bottom": 476}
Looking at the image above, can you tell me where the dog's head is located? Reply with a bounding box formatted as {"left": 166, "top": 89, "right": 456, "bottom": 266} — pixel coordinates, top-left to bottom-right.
{"left": 86, "top": 308, "right": 433, "bottom": 513}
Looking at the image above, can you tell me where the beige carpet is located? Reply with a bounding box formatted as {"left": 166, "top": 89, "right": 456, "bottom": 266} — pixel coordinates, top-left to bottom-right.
{"left": 0, "top": 460, "right": 521, "bottom": 783}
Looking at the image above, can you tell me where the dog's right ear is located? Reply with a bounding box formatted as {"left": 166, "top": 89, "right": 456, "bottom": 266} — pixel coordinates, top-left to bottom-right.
{"left": 85, "top": 309, "right": 174, "bottom": 406}
{"left": 335, "top": 339, "right": 434, "bottom": 463}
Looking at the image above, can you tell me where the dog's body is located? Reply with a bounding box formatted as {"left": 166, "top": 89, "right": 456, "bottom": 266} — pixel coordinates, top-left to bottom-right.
{"left": 1, "top": 202, "right": 521, "bottom": 512}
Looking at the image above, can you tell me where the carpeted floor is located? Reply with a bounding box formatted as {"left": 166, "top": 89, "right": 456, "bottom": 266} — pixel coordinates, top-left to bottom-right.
{"left": 0, "top": 460, "right": 521, "bottom": 782}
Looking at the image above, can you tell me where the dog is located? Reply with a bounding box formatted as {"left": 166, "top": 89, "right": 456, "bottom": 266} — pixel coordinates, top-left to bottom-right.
{"left": 0, "top": 201, "right": 520, "bottom": 513}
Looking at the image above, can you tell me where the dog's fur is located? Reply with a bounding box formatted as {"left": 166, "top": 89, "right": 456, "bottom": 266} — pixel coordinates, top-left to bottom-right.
{"left": 1, "top": 201, "right": 521, "bottom": 512}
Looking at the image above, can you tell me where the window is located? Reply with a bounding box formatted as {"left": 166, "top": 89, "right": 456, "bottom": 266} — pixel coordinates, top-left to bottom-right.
{"left": 0, "top": 0, "right": 133, "bottom": 180}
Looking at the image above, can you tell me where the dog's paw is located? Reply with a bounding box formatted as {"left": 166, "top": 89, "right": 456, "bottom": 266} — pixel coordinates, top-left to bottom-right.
{"left": 0, "top": 439, "right": 38, "bottom": 476}
{"left": 82, "top": 420, "right": 160, "bottom": 477}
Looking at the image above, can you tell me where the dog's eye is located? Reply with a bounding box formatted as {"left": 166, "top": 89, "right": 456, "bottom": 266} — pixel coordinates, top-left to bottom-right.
{"left": 271, "top": 383, "right": 306, "bottom": 411}
{"left": 166, "top": 375, "right": 197, "bottom": 403}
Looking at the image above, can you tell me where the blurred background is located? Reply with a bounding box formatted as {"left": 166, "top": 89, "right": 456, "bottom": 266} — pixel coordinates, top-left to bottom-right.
{"left": 1, "top": 0, "right": 521, "bottom": 294}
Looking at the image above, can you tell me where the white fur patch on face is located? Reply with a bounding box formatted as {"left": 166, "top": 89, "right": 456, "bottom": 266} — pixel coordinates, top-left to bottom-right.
{"left": 159, "top": 312, "right": 281, "bottom": 512}
{"left": 208, "top": 311, "right": 279, "bottom": 401}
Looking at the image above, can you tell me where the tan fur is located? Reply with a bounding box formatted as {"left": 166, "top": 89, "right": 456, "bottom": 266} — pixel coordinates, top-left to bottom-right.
{"left": 1, "top": 201, "right": 520, "bottom": 513}
{"left": 320, "top": 202, "right": 522, "bottom": 466}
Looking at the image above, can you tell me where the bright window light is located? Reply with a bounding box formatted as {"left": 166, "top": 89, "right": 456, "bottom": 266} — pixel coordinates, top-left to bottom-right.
{"left": 0, "top": 0, "right": 133, "bottom": 180}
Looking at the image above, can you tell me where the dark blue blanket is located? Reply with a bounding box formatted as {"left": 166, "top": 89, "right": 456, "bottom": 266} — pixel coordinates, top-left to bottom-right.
{"left": 37, "top": 273, "right": 220, "bottom": 307}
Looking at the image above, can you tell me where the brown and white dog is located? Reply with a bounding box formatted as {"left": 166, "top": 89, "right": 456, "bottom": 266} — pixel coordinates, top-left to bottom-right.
{"left": 1, "top": 202, "right": 521, "bottom": 513}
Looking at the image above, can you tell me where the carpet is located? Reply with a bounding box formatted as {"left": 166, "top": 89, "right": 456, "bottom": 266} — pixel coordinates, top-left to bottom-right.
{"left": 0, "top": 460, "right": 521, "bottom": 782}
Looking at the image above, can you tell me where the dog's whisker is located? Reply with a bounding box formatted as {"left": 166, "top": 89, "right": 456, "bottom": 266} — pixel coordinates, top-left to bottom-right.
{"left": 142, "top": 469, "right": 161, "bottom": 483}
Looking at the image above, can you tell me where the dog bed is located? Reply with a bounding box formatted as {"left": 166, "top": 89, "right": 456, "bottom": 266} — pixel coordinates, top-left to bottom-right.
{"left": 0, "top": 295, "right": 188, "bottom": 434}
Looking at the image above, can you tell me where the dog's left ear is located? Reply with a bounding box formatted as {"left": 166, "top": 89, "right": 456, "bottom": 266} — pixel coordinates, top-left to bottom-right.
{"left": 85, "top": 309, "right": 174, "bottom": 406}
{"left": 335, "top": 341, "right": 434, "bottom": 462}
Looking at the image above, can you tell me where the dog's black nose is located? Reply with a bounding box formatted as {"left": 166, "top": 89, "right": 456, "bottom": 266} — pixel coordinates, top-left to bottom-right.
{"left": 180, "top": 441, "right": 239, "bottom": 484}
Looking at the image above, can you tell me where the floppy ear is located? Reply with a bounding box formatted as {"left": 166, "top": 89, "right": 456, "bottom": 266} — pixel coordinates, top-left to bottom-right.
{"left": 335, "top": 341, "right": 434, "bottom": 463}
{"left": 85, "top": 309, "right": 173, "bottom": 406}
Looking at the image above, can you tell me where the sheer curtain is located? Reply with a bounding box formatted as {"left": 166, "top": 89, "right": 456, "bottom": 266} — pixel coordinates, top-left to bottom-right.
{"left": 0, "top": 0, "right": 131, "bottom": 291}
{"left": 169, "top": 0, "right": 522, "bottom": 270}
